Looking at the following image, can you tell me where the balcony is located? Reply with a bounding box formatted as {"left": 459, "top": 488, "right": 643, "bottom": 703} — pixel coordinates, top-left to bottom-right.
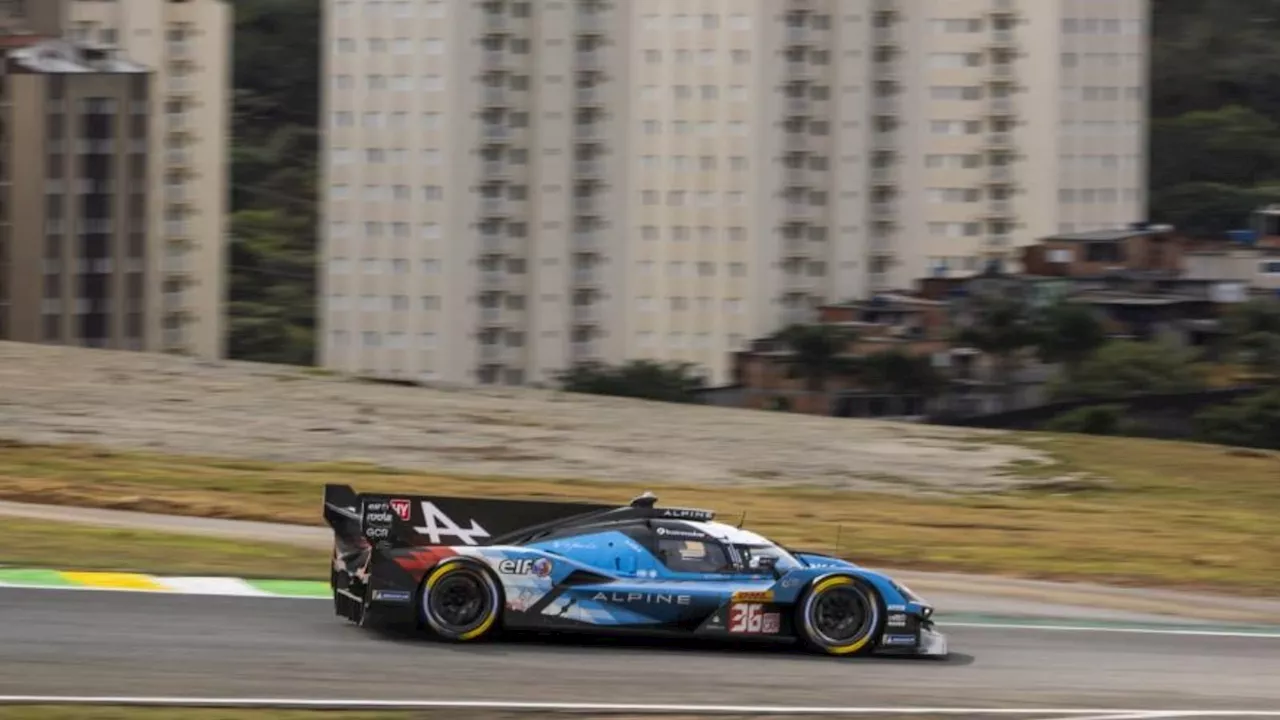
{"left": 573, "top": 232, "right": 600, "bottom": 251}
{"left": 784, "top": 166, "right": 808, "bottom": 184}
{"left": 870, "top": 200, "right": 896, "bottom": 219}
{"left": 572, "top": 304, "right": 601, "bottom": 323}
{"left": 483, "top": 50, "right": 510, "bottom": 69}
{"left": 990, "top": 63, "right": 1015, "bottom": 79}
{"left": 163, "top": 328, "right": 185, "bottom": 349}
{"left": 574, "top": 195, "right": 602, "bottom": 214}
{"left": 786, "top": 61, "right": 815, "bottom": 79}
{"left": 577, "top": 51, "right": 603, "bottom": 70}
{"left": 167, "top": 74, "right": 191, "bottom": 94}
{"left": 573, "top": 268, "right": 600, "bottom": 285}
{"left": 480, "top": 344, "right": 502, "bottom": 361}
{"left": 168, "top": 42, "right": 190, "bottom": 59}
{"left": 167, "top": 149, "right": 189, "bottom": 166}
{"left": 784, "top": 133, "right": 809, "bottom": 152}
{"left": 786, "top": 97, "right": 811, "bottom": 115}
{"left": 480, "top": 197, "right": 509, "bottom": 216}
{"left": 785, "top": 203, "right": 819, "bottom": 220}
{"left": 479, "top": 270, "right": 512, "bottom": 289}
{"left": 988, "top": 199, "right": 1013, "bottom": 216}
{"left": 482, "top": 123, "right": 509, "bottom": 140}
{"left": 987, "top": 132, "right": 1012, "bottom": 147}
{"left": 576, "top": 86, "right": 602, "bottom": 105}
{"left": 873, "top": 96, "right": 899, "bottom": 115}
{"left": 989, "top": 233, "right": 1013, "bottom": 247}
{"left": 987, "top": 165, "right": 1013, "bottom": 183}
{"left": 166, "top": 184, "right": 186, "bottom": 203}
{"left": 167, "top": 113, "right": 185, "bottom": 130}
{"left": 163, "top": 292, "right": 186, "bottom": 313}
{"left": 571, "top": 341, "right": 598, "bottom": 358}
{"left": 870, "top": 165, "right": 897, "bottom": 184}
{"left": 786, "top": 26, "right": 810, "bottom": 44}
{"left": 991, "top": 29, "right": 1015, "bottom": 46}
{"left": 482, "top": 160, "right": 508, "bottom": 178}
{"left": 480, "top": 234, "right": 508, "bottom": 253}
{"left": 165, "top": 254, "right": 186, "bottom": 274}
{"left": 165, "top": 221, "right": 189, "bottom": 238}
{"left": 483, "top": 13, "right": 509, "bottom": 33}
{"left": 574, "top": 122, "right": 604, "bottom": 140}
{"left": 483, "top": 86, "right": 509, "bottom": 105}
{"left": 989, "top": 97, "right": 1015, "bottom": 115}
{"left": 578, "top": 12, "right": 606, "bottom": 33}
{"left": 575, "top": 160, "right": 602, "bottom": 176}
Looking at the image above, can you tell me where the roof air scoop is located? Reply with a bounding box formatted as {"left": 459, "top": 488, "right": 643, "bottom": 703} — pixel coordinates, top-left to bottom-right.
{"left": 630, "top": 491, "right": 658, "bottom": 509}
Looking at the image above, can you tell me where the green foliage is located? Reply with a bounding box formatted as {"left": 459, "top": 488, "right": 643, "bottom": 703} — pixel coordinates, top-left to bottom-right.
{"left": 1221, "top": 298, "right": 1280, "bottom": 376}
{"left": 226, "top": 0, "right": 319, "bottom": 364}
{"left": 774, "top": 324, "right": 856, "bottom": 392}
{"left": 1150, "top": 3, "right": 1280, "bottom": 231}
{"left": 555, "top": 360, "right": 707, "bottom": 404}
{"left": 856, "top": 349, "right": 947, "bottom": 398}
{"left": 1034, "top": 302, "right": 1107, "bottom": 372}
{"left": 1049, "top": 341, "right": 1208, "bottom": 402}
{"left": 1193, "top": 389, "right": 1280, "bottom": 450}
{"left": 1042, "top": 405, "right": 1133, "bottom": 436}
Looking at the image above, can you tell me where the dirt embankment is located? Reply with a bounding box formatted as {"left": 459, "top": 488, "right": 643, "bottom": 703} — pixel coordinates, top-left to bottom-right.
{"left": 0, "top": 341, "right": 1048, "bottom": 493}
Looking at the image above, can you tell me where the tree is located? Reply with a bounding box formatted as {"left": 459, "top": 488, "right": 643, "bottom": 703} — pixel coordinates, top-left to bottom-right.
{"left": 1222, "top": 298, "right": 1280, "bottom": 379}
{"left": 555, "top": 360, "right": 707, "bottom": 404}
{"left": 1042, "top": 405, "right": 1134, "bottom": 437}
{"left": 952, "top": 296, "right": 1040, "bottom": 410}
{"left": 1035, "top": 302, "right": 1107, "bottom": 377}
{"left": 1049, "top": 341, "right": 1208, "bottom": 402}
{"left": 857, "top": 349, "right": 948, "bottom": 400}
{"left": 1194, "top": 389, "right": 1280, "bottom": 450}
{"left": 774, "top": 324, "right": 855, "bottom": 392}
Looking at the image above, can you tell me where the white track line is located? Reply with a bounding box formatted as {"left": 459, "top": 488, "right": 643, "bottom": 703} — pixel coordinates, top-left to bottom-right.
{"left": 2, "top": 698, "right": 1280, "bottom": 716}
{"left": 943, "top": 621, "right": 1280, "bottom": 640}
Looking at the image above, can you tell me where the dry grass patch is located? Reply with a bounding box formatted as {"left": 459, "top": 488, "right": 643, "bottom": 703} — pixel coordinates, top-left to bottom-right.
{"left": 1, "top": 517, "right": 327, "bottom": 579}
{"left": 0, "top": 433, "right": 1277, "bottom": 595}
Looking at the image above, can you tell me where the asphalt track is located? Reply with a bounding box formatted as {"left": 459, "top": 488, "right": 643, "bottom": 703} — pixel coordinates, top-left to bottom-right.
{"left": 2, "top": 588, "right": 1279, "bottom": 713}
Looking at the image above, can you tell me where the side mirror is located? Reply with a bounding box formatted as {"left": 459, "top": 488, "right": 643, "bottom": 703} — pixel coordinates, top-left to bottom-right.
{"left": 757, "top": 555, "right": 781, "bottom": 578}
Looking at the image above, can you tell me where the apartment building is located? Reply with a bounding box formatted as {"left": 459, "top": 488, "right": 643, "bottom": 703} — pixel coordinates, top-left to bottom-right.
{"left": 64, "top": 0, "right": 232, "bottom": 358}
{"left": 0, "top": 37, "right": 152, "bottom": 347}
{"left": 320, "top": 0, "right": 1149, "bottom": 386}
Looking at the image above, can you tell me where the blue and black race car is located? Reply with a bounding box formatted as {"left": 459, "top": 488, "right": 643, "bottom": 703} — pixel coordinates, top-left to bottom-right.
{"left": 323, "top": 484, "right": 947, "bottom": 658}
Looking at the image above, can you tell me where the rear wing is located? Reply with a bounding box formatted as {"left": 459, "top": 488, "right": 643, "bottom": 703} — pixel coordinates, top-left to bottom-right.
{"left": 322, "top": 483, "right": 618, "bottom": 549}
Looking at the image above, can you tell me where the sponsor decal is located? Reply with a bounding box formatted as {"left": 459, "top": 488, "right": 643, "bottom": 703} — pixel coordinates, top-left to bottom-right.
{"left": 887, "top": 604, "right": 906, "bottom": 612}
{"left": 371, "top": 589, "right": 412, "bottom": 603}
{"left": 365, "top": 501, "right": 389, "bottom": 512}
{"left": 887, "top": 613, "right": 908, "bottom": 627}
{"left": 592, "top": 591, "right": 691, "bottom": 606}
{"left": 390, "top": 498, "right": 411, "bottom": 521}
{"left": 365, "top": 526, "right": 390, "bottom": 539}
{"left": 657, "top": 507, "right": 714, "bottom": 521}
{"left": 497, "top": 557, "right": 554, "bottom": 577}
{"left": 413, "top": 501, "right": 490, "bottom": 545}
{"left": 508, "top": 587, "right": 539, "bottom": 612}
{"left": 780, "top": 577, "right": 801, "bottom": 589}
{"left": 364, "top": 511, "right": 394, "bottom": 525}
{"left": 731, "top": 590, "right": 774, "bottom": 603}
{"left": 883, "top": 634, "right": 916, "bottom": 646}
{"left": 654, "top": 526, "right": 706, "bottom": 539}
{"left": 728, "top": 603, "right": 780, "bottom": 634}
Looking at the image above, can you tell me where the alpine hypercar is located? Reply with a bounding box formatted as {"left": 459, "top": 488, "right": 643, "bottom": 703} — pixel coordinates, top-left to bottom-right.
{"left": 323, "top": 484, "right": 947, "bottom": 658}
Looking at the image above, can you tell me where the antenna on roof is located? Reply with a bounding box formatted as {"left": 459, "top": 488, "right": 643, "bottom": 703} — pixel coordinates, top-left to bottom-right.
{"left": 835, "top": 524, "right": 844, "bottom": 558}
{"left": 737, "top": 511, "right": 746, "bottom": 529}
{"left": 630, "top": 491, "right": 657, "bottom": 509}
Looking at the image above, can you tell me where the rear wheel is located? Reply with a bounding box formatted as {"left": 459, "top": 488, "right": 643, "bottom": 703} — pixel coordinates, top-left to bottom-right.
{"left": 419, "top": 561, "right": 503, "bottom": 642}
{"left": 794, "top": 575, "right": 882, "bottom": 656}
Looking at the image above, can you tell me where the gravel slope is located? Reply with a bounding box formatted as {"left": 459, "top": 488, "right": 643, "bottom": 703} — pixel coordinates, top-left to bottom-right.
{"left": 0, "top": 342, "right": 1045, "bottom": 493}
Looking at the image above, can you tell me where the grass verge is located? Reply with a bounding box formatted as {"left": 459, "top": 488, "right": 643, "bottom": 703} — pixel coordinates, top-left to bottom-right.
{"left": 0, "top": 517, "right": 326, "bottom": 580}
{"left": 0, "top": 434, "right": 1276, "bottom": 595}
{"left": 0, "top": 711, "right": 876, "bottom": 720}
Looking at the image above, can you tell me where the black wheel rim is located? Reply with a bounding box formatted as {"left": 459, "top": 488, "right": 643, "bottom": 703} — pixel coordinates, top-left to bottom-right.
{"left": 429, "top": 571, "right": 490, "bottom": 630}
{"left": 812, "top": 586, "right": 871, "bottom": 644}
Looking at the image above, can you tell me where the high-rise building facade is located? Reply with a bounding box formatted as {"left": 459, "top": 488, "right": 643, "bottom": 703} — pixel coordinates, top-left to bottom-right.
{"left": 66, "top": 0, "right": 231, "bottom": 358}
{"left": 320, "top": 0, "right": 1149, "bottom": 386}
{"left": 0, "top": 38, "right": 153, "bottom": 347}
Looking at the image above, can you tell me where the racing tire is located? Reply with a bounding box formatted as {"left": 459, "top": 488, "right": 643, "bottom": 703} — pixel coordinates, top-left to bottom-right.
{"left": 419, "top": 560, "right": 503, "bottom": 643}
{"left": 794, "top": 575, "right": 883, "bottom": 657}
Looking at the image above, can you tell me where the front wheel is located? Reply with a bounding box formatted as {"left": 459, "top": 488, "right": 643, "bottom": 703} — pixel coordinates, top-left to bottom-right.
{"left": 419, "top": 561, "right": 503, "bottom": 642}
{"left": 794, "top": 575, "right": 883, "bottom": 656}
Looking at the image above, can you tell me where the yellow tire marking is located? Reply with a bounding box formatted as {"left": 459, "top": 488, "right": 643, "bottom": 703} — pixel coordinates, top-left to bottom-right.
{"left": 809, "top": 575, "right": 874, "bottom": 655}
{"left": 61, "top": 572, "right": 167, "bottom": 592}
{"left": 425, "top": 562, "right": 497, "bottom": 641}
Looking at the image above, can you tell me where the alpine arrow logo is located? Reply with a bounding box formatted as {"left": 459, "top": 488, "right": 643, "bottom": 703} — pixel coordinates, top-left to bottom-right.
{"left": 413, "top": 501, "right": 490, "bottom": 545}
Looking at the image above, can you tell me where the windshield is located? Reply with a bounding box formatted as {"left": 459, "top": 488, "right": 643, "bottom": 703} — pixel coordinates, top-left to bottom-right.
{"left": 730, "top": 543, "right": 802, "bottom": 573}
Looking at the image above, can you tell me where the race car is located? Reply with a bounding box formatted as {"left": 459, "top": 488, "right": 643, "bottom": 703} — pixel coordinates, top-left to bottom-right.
{"left": 322, "top": 484, "right": 947, "bottom": 658}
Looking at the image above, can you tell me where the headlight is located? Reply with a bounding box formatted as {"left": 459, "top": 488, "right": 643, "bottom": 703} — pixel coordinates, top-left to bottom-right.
{"left": 895, "top": 581, "right": 929, "bottom": 606}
